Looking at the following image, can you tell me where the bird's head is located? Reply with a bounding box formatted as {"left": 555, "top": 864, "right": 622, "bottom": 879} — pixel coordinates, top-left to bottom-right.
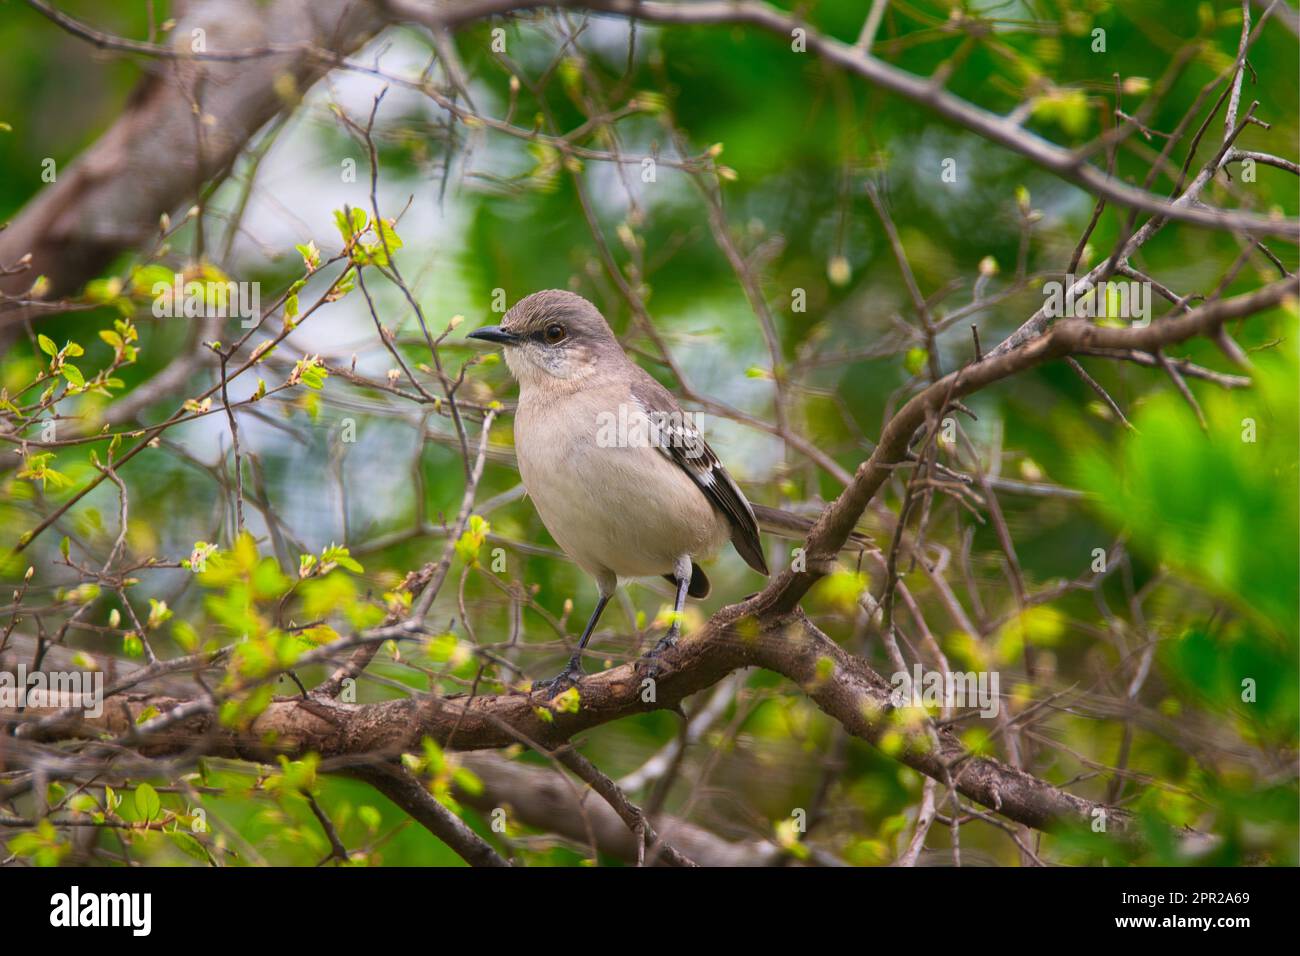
{"left": 468, "top": 290, "right": 622, "bottom": 388}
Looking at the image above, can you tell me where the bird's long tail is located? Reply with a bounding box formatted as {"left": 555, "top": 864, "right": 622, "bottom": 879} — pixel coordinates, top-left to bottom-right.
{"left": 750, "top": 503, "right": 873, "bottom": 552}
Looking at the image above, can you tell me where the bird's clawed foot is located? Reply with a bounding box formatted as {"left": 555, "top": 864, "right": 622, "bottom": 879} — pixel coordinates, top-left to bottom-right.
{"left": 651, "top": 628, "right": 680, "bottom": 658}
{"left": 637, "top": 625, "right": 681, "bottom": 683}
{"left": 530, "top": 658, "right": 584, "bottom": 699}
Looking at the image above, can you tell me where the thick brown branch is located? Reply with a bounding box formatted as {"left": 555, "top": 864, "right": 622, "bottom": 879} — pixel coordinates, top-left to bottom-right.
{"left": 1, "top": 0, "right": 384, "bottom": 320}
{"left": 455, "top": 752, "right": 806, "bottom": 866}
{"left": 6, "top": 606, "right": 1134, "bottom": 840}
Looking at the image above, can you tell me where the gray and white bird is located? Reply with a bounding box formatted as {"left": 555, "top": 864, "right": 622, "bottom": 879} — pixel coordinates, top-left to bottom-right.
{"left": 468, "top": 290, "right": 770, "bottom": 695}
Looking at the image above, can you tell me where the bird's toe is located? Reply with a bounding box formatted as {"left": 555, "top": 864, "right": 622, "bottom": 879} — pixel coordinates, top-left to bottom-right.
{"left": 530, "top": 666, "right": 582, "bottom": 699}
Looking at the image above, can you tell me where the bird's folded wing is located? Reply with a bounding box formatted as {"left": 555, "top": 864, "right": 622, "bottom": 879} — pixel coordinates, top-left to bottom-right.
{"left": 629, "top": 371, "right": 769, "bottom": 576}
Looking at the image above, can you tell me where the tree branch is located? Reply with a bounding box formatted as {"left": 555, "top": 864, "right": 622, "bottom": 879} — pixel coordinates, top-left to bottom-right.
{"left": 8, "top": 279, "right": 1292, "bottom": 848}
{"left": 347, "top": 761, "right": 511, "bottom": 866}
{"left": 1, "top": 0, "right": 385, "bottom": 320}
{"left": 380, "top": 0, "right": 1300, "bottom": 239}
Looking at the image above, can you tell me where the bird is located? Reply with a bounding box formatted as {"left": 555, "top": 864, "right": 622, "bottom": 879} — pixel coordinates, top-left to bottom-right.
{"left": 468, "top": 290, "right": 771, "bottom": 697}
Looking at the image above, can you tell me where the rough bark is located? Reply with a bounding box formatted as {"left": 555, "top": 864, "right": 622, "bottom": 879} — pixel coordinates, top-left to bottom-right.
{"left": 0, "top": 0, "right": 384, "bottom": 322}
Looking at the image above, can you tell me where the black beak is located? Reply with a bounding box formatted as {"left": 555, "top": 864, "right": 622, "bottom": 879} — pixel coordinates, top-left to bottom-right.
{"left": 467, "top": 324, "right": 519, "bottom": 346}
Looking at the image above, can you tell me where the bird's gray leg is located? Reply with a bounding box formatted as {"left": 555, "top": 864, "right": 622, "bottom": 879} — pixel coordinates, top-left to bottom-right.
{"left": 653, "top": 555, "right": 693, "bottom": 655}
{"left": 532, "top": 577, "right": 614, "bottom": 698}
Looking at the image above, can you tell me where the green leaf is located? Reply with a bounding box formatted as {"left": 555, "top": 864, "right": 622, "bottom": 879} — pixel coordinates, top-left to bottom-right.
{"left": 321, "top": 544, "right": 362, "bottom": 574}
{"left": 7, "top": 831, "right": 47, "bottom": 857}
{"left": 1031, "top": 89, "right": 1090, "bottom": 138}
{"left": 552, "top": 686, "right": 581, "bottom": 714}
{"left": 329, "top": 270, "right": 356, "bottom": 300}
{"left": 333, "top": 210, "right": 351, "bottom": 243}
{"left": 172, "top": 620, "right": 199, "bottom": 652}
{"left": 134, "top": 782, "right": 161, "bottom": 822}
{"left": 146, "top": 598, "right": 173, "bottom": 629}
{"left": 333, "top": 207, "right": 368, "bottom": 243}
{"left": 295, "top": 241, "right": 322, "bottom": 270}
{"left": 37, "top": 334, "right": 57, "bottom": 357}
{"left": 129, "top": 264, "right": 174, "bottom": 295}
{"left": 69, "top": 794, "right": 99, "bottom": 813}
{"left": 169, "top": 831, "right": 209, "bottom": 863}
{"left": 452, "top": 767, "right": 483, "bottom": 797}
{"left": 376, "top": 218, "right": 403, "bottom": 252}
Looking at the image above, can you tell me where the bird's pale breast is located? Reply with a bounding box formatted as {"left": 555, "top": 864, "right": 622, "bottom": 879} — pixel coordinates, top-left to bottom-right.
{"left": 514, "top": 382, "right": 729, "bottom": 581}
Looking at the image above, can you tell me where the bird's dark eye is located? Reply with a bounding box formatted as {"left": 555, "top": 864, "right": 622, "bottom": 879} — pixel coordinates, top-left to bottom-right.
{"left": 543, "top": 323, "right": 566, "bottom": 344}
